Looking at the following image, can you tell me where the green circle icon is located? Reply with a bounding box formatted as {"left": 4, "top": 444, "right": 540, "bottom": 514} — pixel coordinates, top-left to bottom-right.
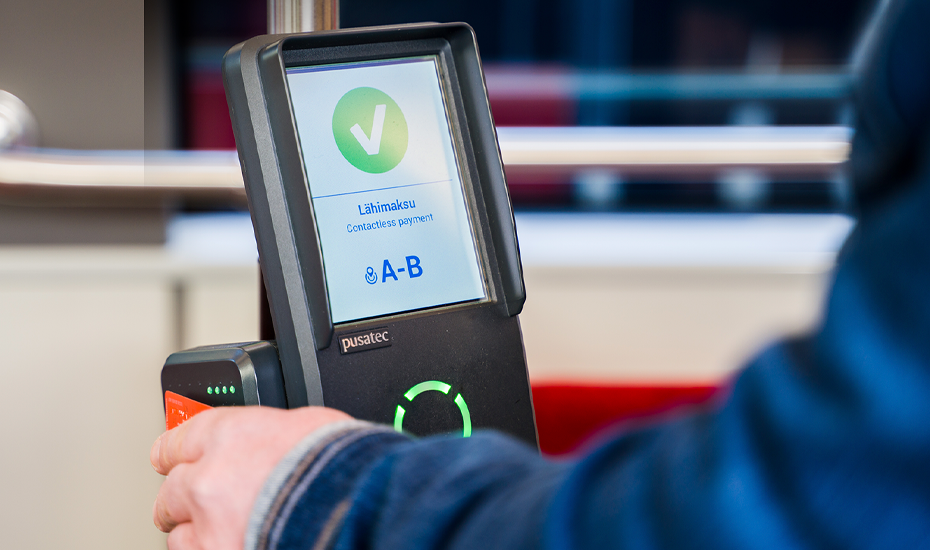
{"left": 393, "top": 380, "right": 472, "bottom": 438}
{"left": 332, "top": 87, "right": 408, "bottom": 174}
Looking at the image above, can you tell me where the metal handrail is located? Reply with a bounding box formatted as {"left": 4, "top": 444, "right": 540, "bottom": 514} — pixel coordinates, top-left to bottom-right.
{"left": 497, "top": 126, "right": 849, "bottom": 175}
{"left": 0, "top": 126, "right": 850, "bottom": 203}
{"left": 0, "top": 149, "right": 241, "bottom": 189}
{"left": 484, "top": 69, "right": 852, "bottom": 101}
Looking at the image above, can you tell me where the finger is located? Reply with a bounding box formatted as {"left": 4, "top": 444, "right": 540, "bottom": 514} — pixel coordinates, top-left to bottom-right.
{"left": 154, "top": 463, "right": 195, "bottom": 532}
{"left": 167, "top": 522, "right": 202, "bottom": 550}
{"left": 152, "top": 410, "right": 214, "bottom": 475}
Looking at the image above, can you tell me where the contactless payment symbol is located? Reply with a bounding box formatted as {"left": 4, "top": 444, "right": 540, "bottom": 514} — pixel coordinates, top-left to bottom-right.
{"left": 394, "top": 380, "right": 472, "bottom": 438}
{"left": 333, "top": 87, "right": 408, "bottom": 174}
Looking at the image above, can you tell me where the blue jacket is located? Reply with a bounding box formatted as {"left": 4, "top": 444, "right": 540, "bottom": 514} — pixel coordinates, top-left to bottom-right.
{"left": 245, "top": 1, "right": 930, "bottom": 548}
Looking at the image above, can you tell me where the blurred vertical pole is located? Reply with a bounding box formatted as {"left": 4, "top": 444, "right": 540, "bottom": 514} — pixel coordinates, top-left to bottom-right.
{"left": 572, "top": 0, "right": 629, "bottom": 126}
{"left": 570, "top": 0, "right": 629, "bottom": 210}
{"left": 499, "top": 0, "right": 537, "bottom": 61}
{"left": 268, "top": 0, "right": 339, "bottom": 34}
{"left": 260, "top": 0, "right": 339, "bottom": 341}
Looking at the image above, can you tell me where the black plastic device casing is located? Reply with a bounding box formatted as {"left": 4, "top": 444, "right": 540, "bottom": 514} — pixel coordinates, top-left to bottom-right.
{"left": 162, "top": 342, "right": 287, "bottom": 409}
{"left": 222, "top": 23, "right": 537, "bottom": 446}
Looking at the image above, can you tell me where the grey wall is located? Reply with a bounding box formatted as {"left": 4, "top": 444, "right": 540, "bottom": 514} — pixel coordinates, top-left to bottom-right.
{"left": 0, "top": 0, "right": 145, "bottom": 149}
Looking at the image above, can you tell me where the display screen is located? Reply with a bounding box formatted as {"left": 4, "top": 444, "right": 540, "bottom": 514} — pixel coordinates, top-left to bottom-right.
{"left": 285, "top": 57, "right": 486, "bottom": 324}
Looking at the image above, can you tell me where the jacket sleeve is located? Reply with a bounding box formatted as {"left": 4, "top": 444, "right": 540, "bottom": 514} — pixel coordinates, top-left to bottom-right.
{"left": 244, "top": 144, "right": 930, "bottom": 550}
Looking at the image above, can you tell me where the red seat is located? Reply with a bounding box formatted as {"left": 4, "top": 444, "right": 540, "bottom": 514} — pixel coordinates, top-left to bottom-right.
{"left": 531, "top": 384, "right": 721, "bottom": 455}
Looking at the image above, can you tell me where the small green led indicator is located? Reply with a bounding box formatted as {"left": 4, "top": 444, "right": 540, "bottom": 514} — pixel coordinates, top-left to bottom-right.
{"left": 214, "top": 386, "right": 220, "bottom": 395}
{"left": 222, "top": 386, "right": 228, "bottom": 394}
{"left": 393, "top": 380, "right": 471, "bottom": 438}
{"left": 207, "top": 387, "right": 212, "bottom": 395}
{"left": 230, "top": 386, "right": 235, "bottom": 394}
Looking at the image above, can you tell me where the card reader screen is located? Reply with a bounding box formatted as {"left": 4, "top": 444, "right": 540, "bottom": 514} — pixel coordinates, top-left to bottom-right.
{"left": 286, "top": 57, "right": 486, "bottom": 324}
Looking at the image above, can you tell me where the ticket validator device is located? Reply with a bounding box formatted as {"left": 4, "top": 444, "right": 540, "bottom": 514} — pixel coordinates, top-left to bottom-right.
{"left": 162, "top": 23, "right": 537, "bottom": 446}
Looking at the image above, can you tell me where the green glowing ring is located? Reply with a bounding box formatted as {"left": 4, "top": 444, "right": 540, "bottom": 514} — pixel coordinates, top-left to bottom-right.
{"left": 393, "top": 380, "right": 472, "bottom": 437}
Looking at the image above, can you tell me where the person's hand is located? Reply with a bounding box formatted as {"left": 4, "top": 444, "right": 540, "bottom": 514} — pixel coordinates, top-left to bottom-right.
{"left": 151, "top": 406, "right": 352, "bottom": 550}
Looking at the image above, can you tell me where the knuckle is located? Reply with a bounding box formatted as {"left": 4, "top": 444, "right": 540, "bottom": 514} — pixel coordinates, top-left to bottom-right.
{"left": 188, "top": 469, "right": 221, "bottom": 507}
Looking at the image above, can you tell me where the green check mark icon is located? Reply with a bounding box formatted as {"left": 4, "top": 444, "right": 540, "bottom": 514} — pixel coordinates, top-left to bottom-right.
{"left": 350, "top": 103, "right": 385, "bottom": 155}
{"left": 333, "top": 87, "right": 408, "bottom": 174}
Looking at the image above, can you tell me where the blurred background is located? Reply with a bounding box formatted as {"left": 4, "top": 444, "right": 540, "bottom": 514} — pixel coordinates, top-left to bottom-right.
{"left": 0, "top": 0, "right": 871, "bottom": 547}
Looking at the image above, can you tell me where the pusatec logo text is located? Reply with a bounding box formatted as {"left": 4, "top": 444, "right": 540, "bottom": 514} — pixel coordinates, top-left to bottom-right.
{"left": 339, "top": 328, "right": 392, "bottom": 354}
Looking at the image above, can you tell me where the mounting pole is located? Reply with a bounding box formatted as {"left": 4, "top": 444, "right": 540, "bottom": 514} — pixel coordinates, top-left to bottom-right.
{"left": 268, "top": 0, "right": 339, "bottom": 34}
{"left": 260, "top": 0, "right": 339, "bottom": 341}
